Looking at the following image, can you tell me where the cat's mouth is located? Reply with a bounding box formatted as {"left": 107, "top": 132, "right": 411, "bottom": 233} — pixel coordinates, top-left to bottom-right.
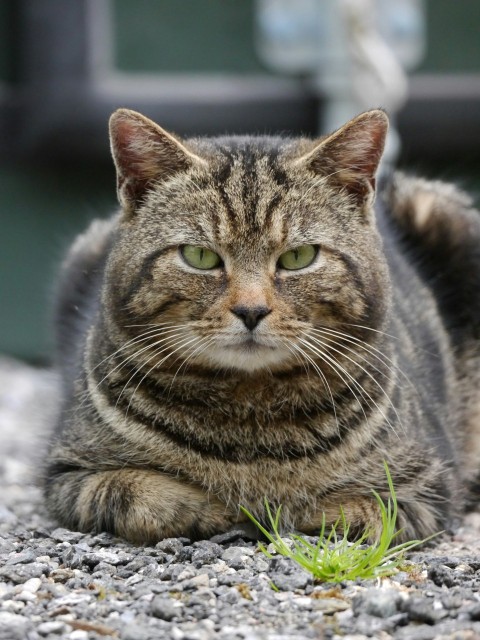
{"left": 222, "top": 334, "right": 278, "bottom": 352}
{"left": 203, "top": 334, "right": 292, "bottom": 372}
{"left": 232, "top": 337, "right": 275, "bottom": 349}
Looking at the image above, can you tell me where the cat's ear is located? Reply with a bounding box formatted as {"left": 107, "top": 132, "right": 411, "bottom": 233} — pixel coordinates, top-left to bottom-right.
{"left": 109, "top": 108, "right": 205, "bottom": 213}
{"left": 296, "top": 109, "right": 389, "bottom": 206}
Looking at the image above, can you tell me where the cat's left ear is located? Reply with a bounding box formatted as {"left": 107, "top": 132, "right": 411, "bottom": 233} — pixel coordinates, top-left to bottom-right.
{"left": 109, "top": 108, "right": 206, "bottom": 214}
{"left": 295, "top": 109, "right": 389, "bottom": 207}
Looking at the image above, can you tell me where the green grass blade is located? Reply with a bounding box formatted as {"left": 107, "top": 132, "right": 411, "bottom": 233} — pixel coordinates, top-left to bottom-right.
{"left": 240, "top": 461, "right": 440, "bottom": 583}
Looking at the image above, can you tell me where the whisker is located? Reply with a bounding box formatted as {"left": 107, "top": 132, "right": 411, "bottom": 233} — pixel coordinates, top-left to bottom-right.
{"left": 79, "top": 329, "right": 182, "bottom": 413}
{"left": 122, "top": 334, "right": 201, "bottom": 418}
{"left": 90, "top": 325, "right": 189, "bottom": 375}
{"left": 302, "top": 332, "right": 403, "bottom": 435}
{"left": 280, "top": 338, "right": 310, "bottom": 377}
{"left": 170, "top": 336, "right": 216, "bottom": 388}
{"left": 295, "top": 338, "right": 370, "bottom": 433}
{"left": 310, "top": 326, "right": 414, "bottom": 390}
{"left": 87, "top": 329, "right": 188, "bottom": 407}
{"left": 310, "top": 330, "right": 394, "bottom": 383}
{"left": 288, "top": 341, "right": 341, "bottom": 438}
{"left": 341, "top": 323, "right": 400, "bottom": 341}
{"left": 298, "top": 335, "right": 400, "bottom": 439}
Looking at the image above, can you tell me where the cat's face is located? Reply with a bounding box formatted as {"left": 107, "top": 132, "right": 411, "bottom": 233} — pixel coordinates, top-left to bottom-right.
{"left": 105, "top": 110, "right": 390, "bottom": 374}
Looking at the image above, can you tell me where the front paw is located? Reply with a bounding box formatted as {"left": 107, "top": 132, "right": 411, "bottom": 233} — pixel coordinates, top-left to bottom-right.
{"left": 46, "top": 467, "right": 241, "bottom": 544}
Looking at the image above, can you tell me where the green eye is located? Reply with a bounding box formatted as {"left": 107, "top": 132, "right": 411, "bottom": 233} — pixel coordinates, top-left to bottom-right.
{"left": 181, "top": 245, "right": 222, "bottom": 270}
{"left": 278, "top": 245, "right": 317, "bottom": 270}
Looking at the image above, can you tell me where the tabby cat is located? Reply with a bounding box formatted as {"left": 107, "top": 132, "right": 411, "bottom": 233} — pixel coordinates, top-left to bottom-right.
{"left": 44, "top": 108, "right": 480, "bottom": 544}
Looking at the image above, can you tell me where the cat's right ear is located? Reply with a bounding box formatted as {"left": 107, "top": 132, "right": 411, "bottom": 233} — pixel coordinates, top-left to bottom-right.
{"left": 293, "top": 109, "right": 389, "bottom": 209}
{"left": 109, "top": 109, "right": 205, "bottom": 214}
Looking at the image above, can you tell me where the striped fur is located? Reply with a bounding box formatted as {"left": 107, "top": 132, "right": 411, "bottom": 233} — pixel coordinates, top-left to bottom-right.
{"left": 44, "top": 109, "right": 480, "bottom": 544}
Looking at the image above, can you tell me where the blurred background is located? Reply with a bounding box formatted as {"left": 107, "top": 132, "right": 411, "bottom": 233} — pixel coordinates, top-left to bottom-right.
{"left": 1, "top": 0, "right": 479, "bottom": 363}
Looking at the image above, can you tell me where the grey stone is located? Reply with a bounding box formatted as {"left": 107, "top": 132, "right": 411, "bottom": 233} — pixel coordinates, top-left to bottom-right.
{"left": 269, "top": 570, "right": 311, "bottom": 591}
{"left": 121, "top": 624, "right": 153, "bottom": 640}
{"left": 82, "top": 549, "right": 133, "bottom": 567}
{"left": 92, "top": 561, "right": 117, "bottom": 575}
{"left": 404, "top": 597, "right": 445, "bottom": 625}
{"left": 210, "top": 525, "right": 259, "bottom": 545}
{"left": 427, "top": 564, "right": 457, "bottom": 588}
{"left": 191, "top": 541, "right": 223, "bottom": 567}
{"left": 61, "top": 547, "right": 85, "bottom": 570}
{"left": 221, "top": 546, "right": 254, "bottom": 570}
{"left": 140, "top": 563, "right": 163, "bottom": 578}
{"left": 151, "top": 595, "right": 180, "bottom": 621}
{"left": 0, "top": 563, "right": 50, "bottom": 583}
{"left": 216, "top": 573, "right": 245, "bottom": 586}
{"left": 0, "top": 507, "right": 17, "bottom": 524}
{"left": 0, "top": 539, "right": 16, "bottom": 554}
{"left": 176, "top": 546, "right": 195, "bottom": 563}
{"left": 49, "top": 528, "right": 84, "bottom": 544}
{"left": 352, "top": 588, "right": 402, "bottom": 618}
{"left": 6, "top": 549, "right": 37, "bottom": 565}
{"left": 155, "top": 538, "right": 185, "bottom": 555}
{"left": 352, "top": 612, "right": 396, "bottom": 636}
{"left": 467, "top": 603, "right": 480, "bottom": 621}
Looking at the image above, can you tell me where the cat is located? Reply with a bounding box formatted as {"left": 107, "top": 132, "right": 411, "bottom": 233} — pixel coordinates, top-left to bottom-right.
{"left": 44, "top": 107, "right": 480, "bottom": 545}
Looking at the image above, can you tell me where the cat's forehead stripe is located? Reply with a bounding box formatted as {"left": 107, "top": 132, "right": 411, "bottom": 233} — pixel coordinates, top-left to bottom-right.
{"left": 210, "top": 144, "right": 289, "bottom": 236}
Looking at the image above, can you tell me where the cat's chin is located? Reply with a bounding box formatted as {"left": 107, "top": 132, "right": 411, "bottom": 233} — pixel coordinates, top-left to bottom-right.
{"left": 202, "top": 342, "right": 293, "bottom": 373}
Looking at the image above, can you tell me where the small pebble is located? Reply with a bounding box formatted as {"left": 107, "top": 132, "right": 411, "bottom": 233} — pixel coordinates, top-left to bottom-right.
{"left": 37, "top": 621, "right": 72, "bottom": 636}
{"left": 151, "top": 595, "right": 181, "bottom": 621}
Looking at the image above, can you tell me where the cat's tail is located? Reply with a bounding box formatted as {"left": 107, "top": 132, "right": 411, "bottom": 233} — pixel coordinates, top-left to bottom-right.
{"left": 385, "top": 173, "right": 480, "bottom": 343}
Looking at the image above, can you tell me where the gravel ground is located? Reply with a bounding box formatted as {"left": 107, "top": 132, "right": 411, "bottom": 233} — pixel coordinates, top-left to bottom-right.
{"left": 1, "top": 356, "right": 479, "bottom": 640}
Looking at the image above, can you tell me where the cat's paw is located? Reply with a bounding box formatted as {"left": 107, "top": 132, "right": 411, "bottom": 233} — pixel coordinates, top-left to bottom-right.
{"left": 46, "top": 467, "right": 240, "bottom": 544}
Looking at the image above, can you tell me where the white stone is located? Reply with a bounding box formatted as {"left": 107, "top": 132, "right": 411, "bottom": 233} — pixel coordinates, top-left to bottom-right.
{"left": 37, "top": 621, "right": 72, "bottom": 635}
{"left": 171, "top": 627, "right": 185, "bottom": 640}
{"left": 1, "top": 600, "right": 25, "bottom": 612}
{"left": 54, "top": 593, "right": 93, "bottom": 606}
{"left": 68, "top": 631, "right": 89, "bottom": 640}
{"left": 187, "top": 573, "right": 210, "bottom": 588}
{"left": 294, "top": 596, "right": 313, "bottom": 610}
{"left": 20, "top": 577, "right": 42, "bottom": 593}
{"left": 0, "top": 611, "right": 28, "bottom": 625}
{"left": 14, "top": 591, "right": 37, "bottom": 602}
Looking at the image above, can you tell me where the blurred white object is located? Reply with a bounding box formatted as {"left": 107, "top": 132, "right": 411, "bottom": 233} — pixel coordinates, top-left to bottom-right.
{"left": 256, "top": 0, "right": 426, "bottom": 164}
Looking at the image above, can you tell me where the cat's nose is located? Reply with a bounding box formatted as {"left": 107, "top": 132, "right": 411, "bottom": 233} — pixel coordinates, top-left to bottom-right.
{"left": 230, "top": 305, "right": 272, "bottom": 331}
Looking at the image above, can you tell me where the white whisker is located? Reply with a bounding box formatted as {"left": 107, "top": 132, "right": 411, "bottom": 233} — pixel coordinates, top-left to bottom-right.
{"left": 88, "top": 328, "right": 188, "bottom": 407}
{"left": 303, "top": 332, "right": 403, "bottom": 434}
{"left": 310, "top": 326, "right": 414, "bottom": 390}
{"left": 170, "top": 336, "right": 216, "bottom": 389}
{"left": 288, "top": 341, "right": 341, "bottom": 438}
{"left": 299, "top": 333, "right": 402, "bottom": 438}
{"left": 122, "top": 334, "right": 201, "bottom": 418}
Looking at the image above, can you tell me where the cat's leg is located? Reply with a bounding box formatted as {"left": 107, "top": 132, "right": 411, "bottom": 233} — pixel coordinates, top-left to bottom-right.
{"left": 45, "top": 467, "right": 240, "bottom": 544}
{"left": 299, "top": 494, "right": 442, "bottom": 543}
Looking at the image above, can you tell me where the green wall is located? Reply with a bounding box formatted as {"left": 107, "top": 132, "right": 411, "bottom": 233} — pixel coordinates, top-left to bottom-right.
{"left": 0, "top": 166, "right": 115, "bottom": 361}
{"left": 112, "top": 0, "right": 480, "bottom": 74}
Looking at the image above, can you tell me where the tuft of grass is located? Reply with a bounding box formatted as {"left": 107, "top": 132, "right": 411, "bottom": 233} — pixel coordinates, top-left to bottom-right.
{"left": 240, "top": 462, "right": 439, "bottom": 583}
